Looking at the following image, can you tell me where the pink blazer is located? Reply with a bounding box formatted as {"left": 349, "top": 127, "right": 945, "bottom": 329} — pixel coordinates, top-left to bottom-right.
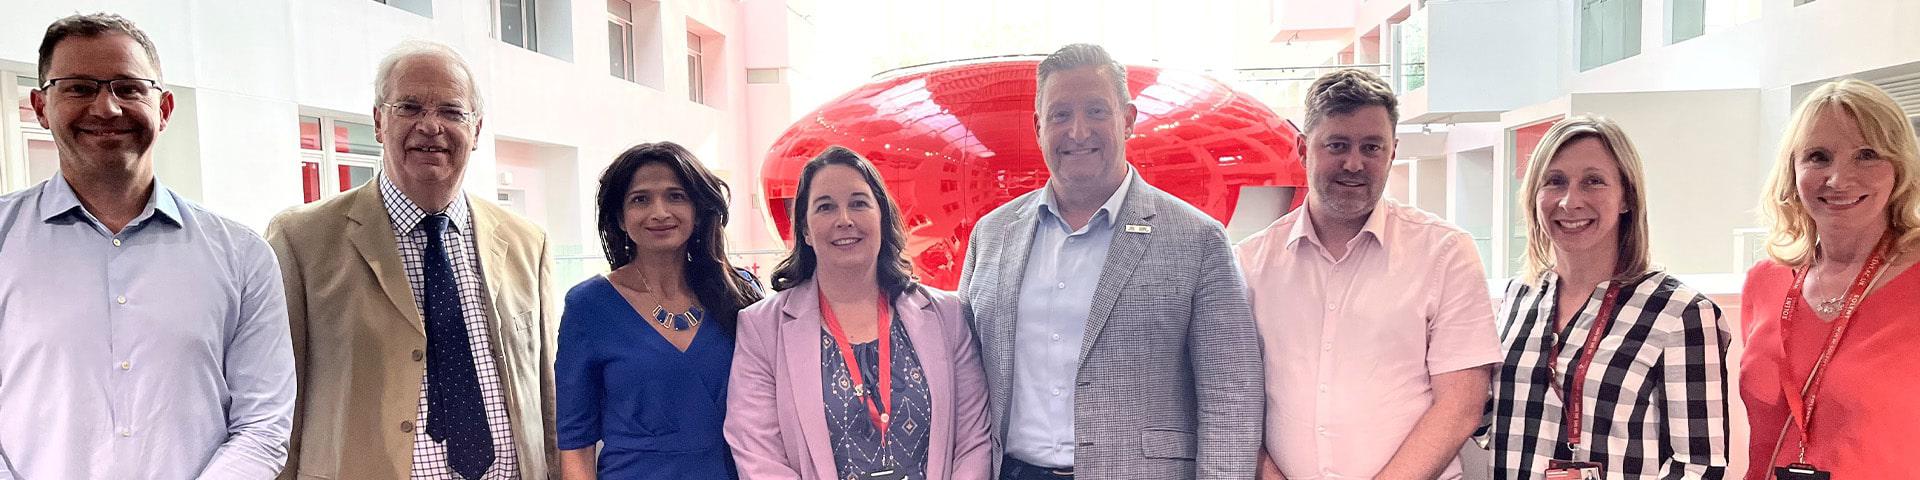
{"left": 725, "top": 280, "right": 992, "bottom": 480}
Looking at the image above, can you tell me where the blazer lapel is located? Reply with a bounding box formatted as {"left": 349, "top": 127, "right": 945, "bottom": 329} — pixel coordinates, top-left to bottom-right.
{"left": 897, "top": 291, "right": 952, "bottom": 476}
{"left": 471, "top": 198, "right": 515, "bottom": 334}
{"left": 345, "top": 185, "right": 425, "bottom": 335}
{"left": 1079, "top": 177, "right": 1156, "bottom": 364}
{"left": 779, "top": 281, "right": 837, "bottom": 480}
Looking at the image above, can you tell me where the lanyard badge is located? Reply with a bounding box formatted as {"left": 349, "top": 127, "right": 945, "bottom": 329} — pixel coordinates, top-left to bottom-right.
{"left": 1544, "top": 460, "right": 1602, "bottom": 480}
{"left": 1767, "top": 234, "right": 1893, "bottom": 476}
{"left": 1546, "top": 283, "right": 1625, "bottom": 468}
{"left": 818, "top": 289, "right": 897, "bottom": 447}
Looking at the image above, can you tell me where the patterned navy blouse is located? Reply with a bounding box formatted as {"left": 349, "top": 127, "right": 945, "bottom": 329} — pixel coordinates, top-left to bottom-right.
{"left": 820, "top": 316, "right": 932, "bottom": 478}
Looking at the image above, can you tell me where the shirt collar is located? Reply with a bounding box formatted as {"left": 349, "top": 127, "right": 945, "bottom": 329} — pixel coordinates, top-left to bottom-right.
{"left": 39, "top": 173, "right": 183, "bottom": 229}
{"left": 1285, "top": 197, "right": 1390, "bottom": 252}
{"left": 379, "top": 173, "right": 472, "bottom": 236}
{"left": 1035, "top": 167, "right": 1135, "bottom": 227}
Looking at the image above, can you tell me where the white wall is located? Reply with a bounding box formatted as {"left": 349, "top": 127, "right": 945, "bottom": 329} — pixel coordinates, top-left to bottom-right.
{"left": 1570, "top": 89, "right": 1764, "bottom": 275}
{"left": 1415, "top": 0, "right": 1566, "bottom": 121}
{"left": 0, "top": 0, "right": 759, "bottom": 263}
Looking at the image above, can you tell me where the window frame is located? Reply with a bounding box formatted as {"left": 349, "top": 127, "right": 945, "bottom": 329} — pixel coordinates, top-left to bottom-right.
{"left": 300, "top": 115, "right": 382, "bottom": 203}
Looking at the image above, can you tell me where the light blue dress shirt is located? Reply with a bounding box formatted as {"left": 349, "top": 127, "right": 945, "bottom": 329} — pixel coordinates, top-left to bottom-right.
{"left": 0, "top": 174, "right": 295, "bottom": 479}
{"left": 1005, "top": 171, "right": 1133, "bottom": 468}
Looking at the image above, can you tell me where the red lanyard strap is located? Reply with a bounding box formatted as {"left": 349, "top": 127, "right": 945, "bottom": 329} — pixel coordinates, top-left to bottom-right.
{"left": 819, "top": 289, "right": 895, "bottom": 446}
{"left": 1547, "top": 283, "right": 1625, "bottom": 453}
{"left": 1772, "top": 234, "right": 1893, "bottom": 464}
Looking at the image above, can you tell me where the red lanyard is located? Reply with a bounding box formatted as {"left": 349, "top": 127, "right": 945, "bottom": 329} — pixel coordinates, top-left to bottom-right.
{"left": 1772, "top": 234, "right": 1892, "bottom": 464}
{"left": 818, "top": 289, "right": 895, "bottom": 446}
{"left": 1546, "top": 282, "right": 1625, "bottom": 454}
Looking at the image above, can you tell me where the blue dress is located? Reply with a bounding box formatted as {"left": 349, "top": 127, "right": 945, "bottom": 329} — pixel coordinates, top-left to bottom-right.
{"left": 557, "top": 275, "right": 737, "bottom": 479}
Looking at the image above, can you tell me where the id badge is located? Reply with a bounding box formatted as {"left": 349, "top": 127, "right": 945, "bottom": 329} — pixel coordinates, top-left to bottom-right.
{"left": 862, "top": 469, "right": 909, "bottom": 480}
{"left": 1544, "top": 460, "right": 1602, "bottom": 480}
{"left": 1773, "top": 463, "right": 1831, "bottom": 480}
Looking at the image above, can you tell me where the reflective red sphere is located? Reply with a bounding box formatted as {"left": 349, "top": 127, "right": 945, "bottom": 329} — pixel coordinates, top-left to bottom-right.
{"left": 762, "top": 59, "right": 1307, "bottom": 289}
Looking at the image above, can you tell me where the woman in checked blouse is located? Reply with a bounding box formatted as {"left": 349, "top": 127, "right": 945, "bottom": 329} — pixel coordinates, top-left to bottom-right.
{"left": 1484, "top": 115, "right": 1732, "bottom": 479}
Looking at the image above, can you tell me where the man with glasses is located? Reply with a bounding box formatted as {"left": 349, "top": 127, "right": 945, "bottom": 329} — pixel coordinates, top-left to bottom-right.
{"left": 266, "top": 40, "right": 558, "bottom": 480}
{"left": 0, "top": 13, "right": 296, "bottom": 479}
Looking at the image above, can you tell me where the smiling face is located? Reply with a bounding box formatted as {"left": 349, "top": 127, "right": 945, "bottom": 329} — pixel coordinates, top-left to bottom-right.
{"left": 802, "top": 164, "right": 885, "bottom": 274}
{"left": 374, "top": 54, "right": 482, "bottom": 202}
{"left": 1036, "top": 66, "right": 1136, "bottom": 199}
{"left": 31, "top": 32, "right": 173, "bottom": 178}
{"left": 1794, "top": 105, "right": 1899, "bottom": 237}
{"left": 1301, "top": 105, "right": 1395, "bottom": 223}
{"left": 622, "top": 162, "right": 697, "bottom": 256}
{"left": 1535, "top": 135, "right": 1628, "bottom": 262}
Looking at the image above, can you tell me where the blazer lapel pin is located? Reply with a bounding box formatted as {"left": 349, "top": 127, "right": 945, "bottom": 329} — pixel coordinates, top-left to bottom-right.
{"left": 1124, "top": 224, "right": 1152, "bottom": 234}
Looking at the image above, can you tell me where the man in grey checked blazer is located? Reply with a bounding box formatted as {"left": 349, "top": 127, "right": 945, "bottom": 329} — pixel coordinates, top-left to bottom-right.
{"left": 957, "top": 43, "right": 1264, "bottom": 480}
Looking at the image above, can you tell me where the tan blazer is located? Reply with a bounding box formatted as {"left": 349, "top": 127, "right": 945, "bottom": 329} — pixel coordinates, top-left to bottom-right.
{"left": 265, "top": 183, "right": 558, "bottom": 480}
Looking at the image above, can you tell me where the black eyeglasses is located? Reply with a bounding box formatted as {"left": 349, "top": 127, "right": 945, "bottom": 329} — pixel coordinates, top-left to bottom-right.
{"left": 381, "top": 102, "right": 480, "bottom": 125}
{"left": 40, "top": 77, "right": 164, "bottom": 102}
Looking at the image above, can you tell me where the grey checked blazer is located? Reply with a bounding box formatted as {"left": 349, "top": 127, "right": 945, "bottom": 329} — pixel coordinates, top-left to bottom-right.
{"left": 957, "top": 174, "right": 1264, "bottom": 479}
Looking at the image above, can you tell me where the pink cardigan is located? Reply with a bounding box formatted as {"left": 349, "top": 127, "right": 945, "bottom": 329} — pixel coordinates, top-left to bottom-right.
{"left": 725, "top": 280, "right": 993, "bottom": 480}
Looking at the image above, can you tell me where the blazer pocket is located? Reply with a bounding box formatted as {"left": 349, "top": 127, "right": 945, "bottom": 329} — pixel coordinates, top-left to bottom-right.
{"left": 1139, "top": 427, "right": 1197, "bottom": 460}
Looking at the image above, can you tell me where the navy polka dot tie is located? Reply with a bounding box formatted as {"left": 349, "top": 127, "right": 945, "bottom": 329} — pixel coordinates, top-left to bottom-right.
{"left": 420, "top": 213, "right": 494, "bottom": 479}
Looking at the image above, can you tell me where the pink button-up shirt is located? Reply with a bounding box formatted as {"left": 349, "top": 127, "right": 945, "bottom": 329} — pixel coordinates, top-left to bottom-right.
{"left": 1233, "top": 199, "right": 1500, "bottom": 480}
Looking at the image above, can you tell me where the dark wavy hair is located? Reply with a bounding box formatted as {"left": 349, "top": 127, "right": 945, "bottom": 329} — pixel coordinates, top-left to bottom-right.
{"left": 595, "top": 142, "right": 762, "bottom": 330}
{"left": 770, "top": 146, "right": 919, "bottom": 302}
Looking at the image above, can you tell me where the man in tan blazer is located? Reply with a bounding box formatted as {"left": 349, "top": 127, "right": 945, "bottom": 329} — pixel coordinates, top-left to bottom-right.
{"left": 266, "top": 40, "right": 557, "bottom": 480}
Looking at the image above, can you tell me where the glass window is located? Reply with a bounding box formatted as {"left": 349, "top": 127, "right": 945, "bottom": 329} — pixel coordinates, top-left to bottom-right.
{"left": 1507, "top": 118, "right": 1560, "bottom": 276}
{"left": 1671, "top": 0, "right": 1762, "bottom": 44}
{"left": 300, "top": 116, "right": 322, "bottom": 151}
{"left": 15, "top": 77, "right": 36, "bottom": 125}
{"left": 302, "top": 160, "right": 322, "bottom": 203}
{"left": 687, "top": 32, "right": 705, "bottom": 104}
{"left": 501, "top": 0, "right": 539, "bottom": 50}
{"left": 333, "top": 120, "right": 380, "bottom": 156}
{"left": 609, "top": 11, "right": 635, "bottom": 80}
{"left": 1580, "top": 0, "right": 1642, "bottom": 70}
{"left": 338, "top": 164, "right": 376, "bottom": 192}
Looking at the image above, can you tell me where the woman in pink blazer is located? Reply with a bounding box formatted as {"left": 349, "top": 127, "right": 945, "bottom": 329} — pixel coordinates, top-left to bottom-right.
{"left": 725, "top": 146, "right": 992, "bottom": 480}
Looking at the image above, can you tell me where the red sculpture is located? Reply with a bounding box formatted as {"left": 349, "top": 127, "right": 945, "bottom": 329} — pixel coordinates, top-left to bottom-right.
{"left": 761, "top": 59, "right": 1308, "bottom": 289}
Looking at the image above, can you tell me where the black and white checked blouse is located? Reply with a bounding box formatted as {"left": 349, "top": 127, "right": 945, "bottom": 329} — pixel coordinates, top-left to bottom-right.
{"left": 381, "top": 176, "right": 521, "bottom": 479}
{"left": 1486, "top": 270, "right": 1731, "bottom": 480}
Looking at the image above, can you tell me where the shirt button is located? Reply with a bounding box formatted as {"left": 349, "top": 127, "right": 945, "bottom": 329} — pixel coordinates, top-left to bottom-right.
{"left": 119, "top": 428, "right": 132, "bottom": 437}
{"left": 400, "top": 421, "right": 415, "bottom": 433}
{"left": 1318, "top": 384, "right": 1327, "bottom": 393}
{"left": 412, "top": 349, "right": 425, "bottom": 362}
{"left": 116, "top": 296, "right": 127, "bottom": 305}
{"left": 1056, "top": 282, "right": 1066, "bottom": 290}
{"left": 119, "top": 361, "right": 132, "bottom": 371}
{"left": 1325, "top": 304, "right": 1336, "bottom": 311}
{"left": 1322, "top": 342, "right": 1332, "bottom": 351}
{"left": 112, "top": 238, "right": 122, "bottom": 247}
{"left": 1052, "top": 387, "right": 1063, "bottom": 396}
{"left": 1317, "top": 426, "right": 1327, "bottom": 436}
{"left": 1051, "top": 333, "right": 1061, "bottom": 342}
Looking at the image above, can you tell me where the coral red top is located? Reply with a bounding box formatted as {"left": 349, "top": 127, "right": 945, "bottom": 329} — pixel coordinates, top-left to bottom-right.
{"left": 1739, "top": 259, "right": 1920, "bottom": 479}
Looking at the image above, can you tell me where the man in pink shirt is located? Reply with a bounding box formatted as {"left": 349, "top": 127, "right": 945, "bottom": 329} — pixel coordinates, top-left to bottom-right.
{"left": 1234, "top": 68, "right": 1499, "bottom": 480}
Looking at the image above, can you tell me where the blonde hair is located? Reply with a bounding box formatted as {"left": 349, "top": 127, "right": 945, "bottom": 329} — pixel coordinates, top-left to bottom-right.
{"left": 1518, "top": 115, "right": 1653, "bottom": 284}
{"left": 1760, "top": 79, "right": 1920, "bottom": 267}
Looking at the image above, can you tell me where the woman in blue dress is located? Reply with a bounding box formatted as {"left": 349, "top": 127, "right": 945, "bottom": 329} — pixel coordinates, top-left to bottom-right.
{"left": 558, "top": 141, "right": 764, "bottom": 479}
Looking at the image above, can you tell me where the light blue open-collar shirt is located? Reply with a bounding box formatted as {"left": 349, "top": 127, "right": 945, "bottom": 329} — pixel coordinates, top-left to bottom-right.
{"left": 1005, "top": 170, "right": 1134, "bottom": 468}
{"left": 0, "top": 174, "right": 295, "bottom": 479}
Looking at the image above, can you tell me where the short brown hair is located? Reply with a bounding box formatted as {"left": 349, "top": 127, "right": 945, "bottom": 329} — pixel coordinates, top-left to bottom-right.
{"left": 1302, "top": 68, "right": 1398, "bottom": 132}
{"left": 1035, "top": 43, "right": 1129, "bottom": 112}
{"left": 38, "top": 13, "right": 164, "bottom": 85}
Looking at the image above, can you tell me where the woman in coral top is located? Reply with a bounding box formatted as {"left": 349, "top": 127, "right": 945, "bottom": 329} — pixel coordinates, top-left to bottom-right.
{"left": 1741, "top": 78, "right": 1920, "bottom": 479}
